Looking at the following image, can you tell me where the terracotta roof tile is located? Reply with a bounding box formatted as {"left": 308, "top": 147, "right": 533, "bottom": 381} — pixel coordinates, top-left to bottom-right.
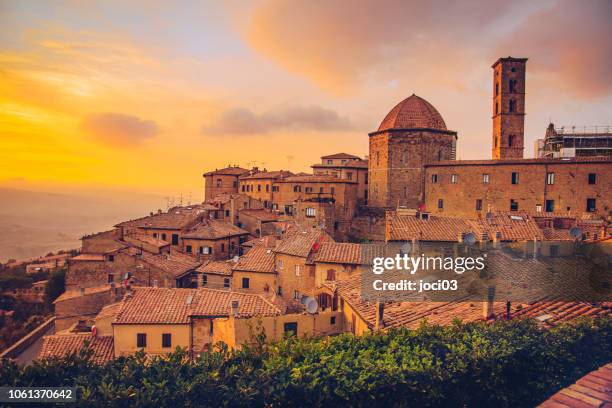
{"left": 203, "top": 166, "right": 250, "bottom": 176}
{"left": 320, "top": 153, "right": 361, "bottom": 160}
{"left": 313, "top": 242, "right": 385, "bottom": 265}
{"left": 239, "top": 170, "right": 293, "bottom": 180}
{"left": 378, "top": 94, "right": 448, "bottom": 132}
{"left": 141, "top": 251, "right": 201, "bottom": 278}
{"left": 39, "top": 334, "right": 114, "bottom": 364}
{"left": 539, "top": 363, "right": 612, "bottom": 407}
{"left": 95, "top": 302, "right": 122, "bottom": 321}
{"left": 182, "top": 219, "right": 248, "bottom": 240}
{"left": 233, "top": 245, "right": 276, "bottom": 273}
{"left": 54, "top": 285, "right": 110, "bottom": 303}
{"left": 125, "top": 234, "right": 169, "bottom": 248}
{"left": 71, "top": 254, "right": 106, "bottom": 262}
{"left": 274, "top": 228, "right": 333, "bottom": 258}
{"left": 113, "top": 287, "right": 282, "bottom": 324}
{"left": 196, "top": 260, "right": 235, "bottom": 276}
{"left": 238, "top": 209, "right": 279, "bottom": 222}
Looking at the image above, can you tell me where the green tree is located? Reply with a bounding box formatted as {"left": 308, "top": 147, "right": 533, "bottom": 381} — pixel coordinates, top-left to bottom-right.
{"left": 44, "top": 268, "right": 66, "bottom": 305}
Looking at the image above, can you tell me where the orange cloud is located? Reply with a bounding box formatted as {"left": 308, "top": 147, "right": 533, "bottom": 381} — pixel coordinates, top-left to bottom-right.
{"left": 81, "top": 113, "right": 160, "bottom": 146}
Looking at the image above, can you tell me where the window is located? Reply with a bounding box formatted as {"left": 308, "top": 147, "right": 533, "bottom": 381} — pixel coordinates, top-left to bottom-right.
{"left": 438, "top": 150, "right": 443, "bottom": 161}
{"left": 108, "top": 274, "right": 114, "bottom": 283}
{"left": 225, "top": 210, "right": 230, "bottom": 217}
{"left": 327, "top": 159, "right": 333, "bottom": 164}
{"left": 137, "top": 333, "right": 147, "bottom": 348}
{"left": 509, "top": 79, "right": 517, "bottom": 93}
{"left": 153, "top": 233, "right": 158, "bottom": 238}
{"left": 509, "top": 99, "right": 516, "bottom": 112}
{"left": 172, "top": 234, "right": 179, "bottom": 245}
{"left": 242, "top": 277, "right": 250, "bottom": 289}
{"left": 305, "top": 187, "right": 313, "bottom": 193}
{"left": 223, "top": 278, "right": 230, "bottom": 288}
{"left": 319, "top": 187, "right": 324, "bottom": 193}
{"left": 272, "top": 185, "right": 279, "bottom": 192}
{"left": 278, "top": 286, "right": 283, "bottom": 296}
{"left": 209, "top": 320, "right": 214, "bottom": 335}
{"left": 510, "top": 199, "right": 519, "bottom": 211}
{"left": 293, "top": 185, "right": 301, "bottom": 192}
{"left": 546, "top": 172, "right": 555, "bottom": 185}
{"left": 216, "top": 179, "right": 222, "bottom": 187}
{"left": 202, "top": 274, "right": 207, "bottom": 286}
{"left": 266, "top": 184, "right": 269, "bottom": 193}
{"left": 508, "top": 134, "right": 515, "bottom": 147}
{"left": 511, "top": 172, "right": 519, "bottom": 184}
{"left": 588, "top": 173, "right": 596, "bottom": 184}
{"left": 108, "top": 255, "right": 115, "bottom": 262}
{"left": 257, "top": 184, "right": 261, "bottom": 192}
{"left": 536, "top": 204, "right": 542, "bottom": 213}
{"left": 545, "top": 199, "right": 555, "bottom": 212}
{"left": 437, "top": 199, "right": 444, "bottom": 209}
{"left": 586, "top": 198, "right": 596, "bottom": 212}
{"left": 241, "top": 185, "right": 245, "bottom": 192}
{"left": 451, "top": 174, "right": 458, "bottom": 184}
{"left": 186, "top": 245, "right": 192, "bottom": 253}
{"left": 283, "top": 322, "right": 298, "bottom": 336}
{"left": 347, "top": 172, "right": 353, "bottom": 180}
{"left": 495, "top": 82, "right": 499, "bottom": 96}
{"left": 431, "top": 174, "right": 438, "bottom": 183}
{"left": 162, "top": 233, "right": 167, "bottom": 240}
{"left": 294, "top": 265, "right": 300, "bottom": 276}
{"left": 330, "top": 187, "right": 335, "bottom": 194}
{"left": 162, "top": 333, "right": 172, "bottom": 348}
{"left": 330, "top": 316, "right": 336, "bottom": 325}
{"left": 482, "top": 174, "right": 490, "bottom": 183}
{"left": 326, "top": 269, "right": 336, "bottom": 281}
{"left": 475, "top": 199, "right": 483, "bottom": 211}
{"left": 305, "top": 207, "right": 316, "bottom": 217}
{"left": 293, "top": 290, "right": 300, "bottom": 300}
{"left": 221, "top": 243, "right": 225, "bottom": 252}
{"left": 495, "top": 102, "right": 499, "bottom": 115}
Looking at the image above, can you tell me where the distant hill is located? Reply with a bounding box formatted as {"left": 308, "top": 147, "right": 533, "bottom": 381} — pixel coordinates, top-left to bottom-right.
{"left": 0, "top": 188, "right": 167, "bottom": 262}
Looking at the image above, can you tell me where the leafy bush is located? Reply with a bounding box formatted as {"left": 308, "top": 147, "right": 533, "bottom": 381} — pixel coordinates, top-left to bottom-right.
{"left": 0, "top": 316, "right": 609, "bottom": 407}
{"left": 44, "top": 268, "right": 66, "bottom": 305}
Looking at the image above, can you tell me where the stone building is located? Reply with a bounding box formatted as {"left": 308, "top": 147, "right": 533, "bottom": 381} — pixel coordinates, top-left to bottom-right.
{"left": 203, "top": 166, "right": 250, "bottom": 201}
{"left": 239, "top": 170, "right": 293, "bottom": 207}
{"left": 423, "top": 157, "right": 611, "bottom": 218}
{"left": 180, "top": 219, "right": 249, "bottom": 261}
{"left": 311, "top": 153, "right": 369, "bottom": 205}
{"left": 368, "top": 94, "right": 457, "bottom": 209}
{"left": 535, "top": 123, "right": 612, "bottom": 159}
{"left": 492, "top": 57, "right": 527, "bottom": 160}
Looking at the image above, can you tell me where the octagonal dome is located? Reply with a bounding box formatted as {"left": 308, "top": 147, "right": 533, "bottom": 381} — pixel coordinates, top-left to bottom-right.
{"left": 378, "top": 94, "right": 447, "bottom": 131}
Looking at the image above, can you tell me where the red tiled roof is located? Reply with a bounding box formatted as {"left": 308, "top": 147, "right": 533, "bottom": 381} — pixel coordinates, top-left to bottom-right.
{"left": 539, "top": 363, "right": 612, "bottom": 407}
{"left": 141, "top": 251, "right": 201, "bottom": 278}
{"left": 241, "top": 235, "right": 279, "bottom": 248}
{"left": 71, "top": 254, "right": 105, "bottom": 262}
{"left": 274, "top": 228, "right": 332, "bottom": 258}
{"left": 203, "top": 166, "right": 249, "bottom": 176}
{"left": 96, "top": 302, "right": 122, "bottom": 321}
{"left": 39, "top": 334, "right": 114, "bottom": 364}
{"left": 54, "top": 285, "right": 110, "bottom": 303}
{"left": 313, "top": 243, "right": 362, "bottom": 264}
{"left": 182, "top": 219, "right": 248, "bottom": 240}
{"left": 113, "top": 287, "right": 282, "bottom": 324}
{"left": 196, "top": 260, "right": 235, "bottom": 276}
{"left": 125, "top": 234, "right": 169, "bottom": 248}
{"left": 377, "top": 94, "right": 448, "bottom": 132}
{"left": 125, "top": 207, "right": 206, "bottom": 230}
{"left": 239, "top": 209, "right": 279, "bottom": 222}
{"left": 239, "top": 170, "right": 293, "bottom": 180}
{"left": 312, "top": 159, "right": 368, "bottom": 169}
{"left": 477, "top": 213, "right": 545, "bottom": 241}
{"left": 233, "top": 245, "right": 276, "bottom": 273}
{"left": 320, "top": 153, "right": 361, "bottom": 160}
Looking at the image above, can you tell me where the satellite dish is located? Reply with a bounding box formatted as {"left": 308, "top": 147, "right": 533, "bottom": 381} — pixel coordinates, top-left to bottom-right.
{"left": 306, "top": 298, "right": 318, "bottom": 314}
{"left": 569, "top": 227, "right": 582, "bottom": 240}
{"left": 463, "top": 232, "right": 477, "bottom": 245}
{"left": 301, "top": 296, "right": 314, "bottom": 305}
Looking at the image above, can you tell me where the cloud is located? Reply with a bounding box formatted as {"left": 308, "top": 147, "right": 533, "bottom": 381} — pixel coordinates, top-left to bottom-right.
{"left": 202, "top": 105, "right": 355, "bottom": 135}
{"left": 81, "top": 113, "right": 159, "bottom": 146}
{"left": 496, "top": 0, "right": 612, "bottom": 99}
{"left": 245, "top": 0, "right": 612, "bottom": 99}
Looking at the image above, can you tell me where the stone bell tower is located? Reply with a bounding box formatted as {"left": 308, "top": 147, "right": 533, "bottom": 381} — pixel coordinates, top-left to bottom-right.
{"left": 492, "top": 57, "right": 527, "bottom": 159}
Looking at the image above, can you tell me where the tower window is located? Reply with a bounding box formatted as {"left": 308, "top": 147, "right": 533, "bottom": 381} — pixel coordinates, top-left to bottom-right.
{"left": 437, "top": 150, "right": 442, "bottom": 161}
{"left": 511, "top": 67, "right": 516, "bottom": 72}
{"left": 546, "top": 172, "right": 555, "bottom": 185}
{"left": 476, "top": 199, "right": 483, "bottom": 211}
{"left": 495, "top": 83, "right": 499, "bottom": 96}
{"left": 509, "top": 100, "right": 516, "bottom": 113}
{"left": 495, "top": 102, "right": 499, "bottom": 115}
{"left": 545, "top": 200, "right": 555, "bottom": 212}
{"left": 482, "top": 174, "right": 490, "bottom": 183}
{"left": 509, "top": 79, "right": 517, "bottom": 93}
{"left": 242, "top": 277, "right": 250, "bottom": 289}
{"left": 431, "top": 174, "right": 438, "bottom": 183}
{"left": 451, "top": 174, "right": 458, "bottom": 184}
{"left": 508, "top": 134, "right": 515, "bottom": 147}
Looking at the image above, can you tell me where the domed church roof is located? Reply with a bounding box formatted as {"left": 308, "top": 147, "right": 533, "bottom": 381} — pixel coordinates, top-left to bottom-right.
{"left": 378, "top": 94, "right": 447, "bottom": 131}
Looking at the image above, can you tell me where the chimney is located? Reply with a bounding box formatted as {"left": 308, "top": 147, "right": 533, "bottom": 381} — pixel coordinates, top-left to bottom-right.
{"left": 482, "top": 286, "right": 495, "bottom": 319}
{"left": 231, "top": 300, "right": 239, "bottom": 317}
{"left": 375, "top": 302, "right": 385, "bottom": 331}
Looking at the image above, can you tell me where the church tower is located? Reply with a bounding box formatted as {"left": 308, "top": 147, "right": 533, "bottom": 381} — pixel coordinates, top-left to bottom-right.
{"left": 492, "top": 57, "right": 527, "bottom": 159}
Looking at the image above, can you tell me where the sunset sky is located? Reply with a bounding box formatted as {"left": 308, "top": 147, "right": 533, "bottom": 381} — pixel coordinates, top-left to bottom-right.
{"left": 1, "top": 0, "right": 611, "bottom": 201}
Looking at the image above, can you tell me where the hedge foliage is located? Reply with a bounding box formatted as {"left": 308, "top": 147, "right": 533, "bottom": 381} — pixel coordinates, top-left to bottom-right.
{"left": 1, "top": 316, "right": 610, "bottom": 407}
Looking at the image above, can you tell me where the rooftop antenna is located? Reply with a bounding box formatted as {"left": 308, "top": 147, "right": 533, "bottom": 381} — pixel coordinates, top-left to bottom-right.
{"left": 180, "top": 193, "right": 183, "bottom": 207}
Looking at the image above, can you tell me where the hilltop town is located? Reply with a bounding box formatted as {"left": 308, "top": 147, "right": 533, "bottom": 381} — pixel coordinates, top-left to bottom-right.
{"left": 1, "top": 56, "right": 610, "bottom": 365}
